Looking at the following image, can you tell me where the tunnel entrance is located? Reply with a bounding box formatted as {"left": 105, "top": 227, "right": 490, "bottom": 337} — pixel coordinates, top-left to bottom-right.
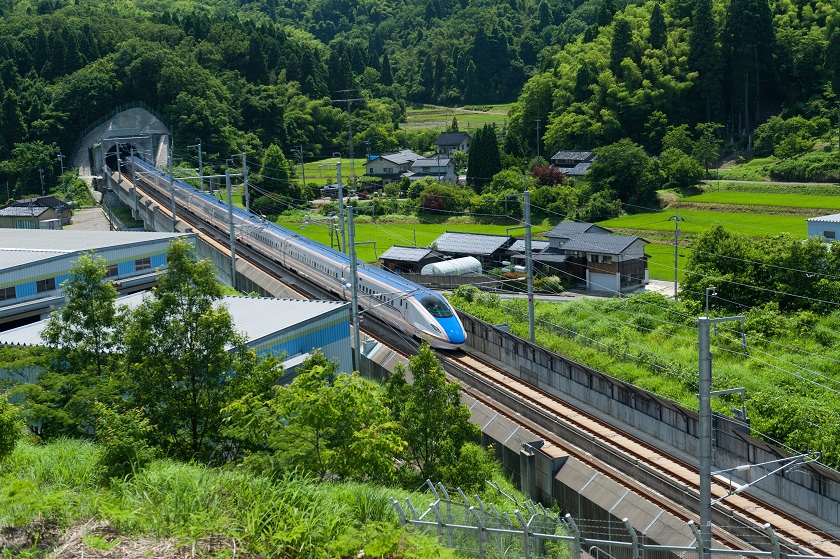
{"left": 104, "top": 143, "right": 144, "bottom": 174}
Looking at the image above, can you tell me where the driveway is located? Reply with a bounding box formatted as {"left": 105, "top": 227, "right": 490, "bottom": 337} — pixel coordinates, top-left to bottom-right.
{"left": 65, "top": 207, "right": 112, "bottom": 231}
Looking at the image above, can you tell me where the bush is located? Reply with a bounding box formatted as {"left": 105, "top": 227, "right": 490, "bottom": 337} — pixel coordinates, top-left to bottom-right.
{"left": 0, "top": 394, "right": 22, "bottom": 461}
{"left": 578, "top": 191, "right": 621, "bottom": 222}
{"left": 769, "top": 151, "right": 840, "bottom": 182}
{"left": 95, "top": 403, "right": 157, "bottom": 480}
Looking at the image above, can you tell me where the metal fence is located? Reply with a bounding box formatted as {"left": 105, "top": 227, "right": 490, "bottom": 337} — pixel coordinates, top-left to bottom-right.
{"left": 391, "top": 481, "right": 834, "bottom": 559}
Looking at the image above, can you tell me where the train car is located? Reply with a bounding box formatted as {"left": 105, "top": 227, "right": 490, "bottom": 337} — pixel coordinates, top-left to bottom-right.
{"left": 129, "top": 157, "right": 467, "bottom": 350}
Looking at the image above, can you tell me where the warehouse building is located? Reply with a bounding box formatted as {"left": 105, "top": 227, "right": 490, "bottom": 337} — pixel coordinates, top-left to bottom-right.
{"left": 0, "top": 229, "right": 195, "bottom": 329}
{"left": 0, "top": 293, "right": 353, "bottom": 381}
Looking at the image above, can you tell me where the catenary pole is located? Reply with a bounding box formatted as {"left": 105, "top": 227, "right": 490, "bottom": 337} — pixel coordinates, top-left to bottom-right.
{"left": 168, "top": 137, "right": 177, "bottom": 232}
{"left": 226, "top": 169, "right": 237, "bottom": 291}
{"left": 524, "top": 186, "right": 534, "bottom": 343}
{"left": 242, "top": 151, "right": 250, "bottom": 213}
{"left": 348, "top": 206, "right": 362, "bottom": 372}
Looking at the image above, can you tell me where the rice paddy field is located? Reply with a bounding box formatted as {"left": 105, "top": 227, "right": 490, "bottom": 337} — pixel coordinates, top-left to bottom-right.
{"left": 600, "top": 182, "right": 840, "bottom": 280}
{"left": 403, "top": 104, "right": 511, "bottom": 130}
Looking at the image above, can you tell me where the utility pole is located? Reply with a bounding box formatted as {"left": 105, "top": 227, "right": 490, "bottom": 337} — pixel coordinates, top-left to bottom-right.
{"left": 168, "top": 137, "right": 178, "bottom": 232}
{"left": 188, "top": 139, "right": 203, "bottom": 191}
{"left": 336, "top": 158, "right": 347, "bottom": 253}
{"left": 524, "top": 182, "right": 535, "bottom": 344}
{"left": 331, "top": 91, "right": 365, "bottom": 185}
{"left": 535, "top": 118, "right": 541, "bottom": 161}
{"left": 129, "top": 145, "right": 139, "bottom": 213}
{"left": 348, "top": 206, "right": 362, "bottom": 372}
{"left": 291, "top": 146, "right": 307, "bottom": 195}
{"left": 669, "top": 212, "right": 685, "bottom": 299}
{"left": 57, "top": 153, "right": 66, "bottom": 197}
{"left": 226, "top": 169, "right": 238, "bottom": 291}
{"left": 241, "top": 150, "right": 250, "bottom": 213}
{"left": 697, "top": 314, "right": 745, "bottom": 559}
{"left": 38, "top": 168, "right": 45, "bottom": 196}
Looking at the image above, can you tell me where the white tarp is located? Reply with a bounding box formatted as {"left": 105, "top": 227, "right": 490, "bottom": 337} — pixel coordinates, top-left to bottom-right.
{"left": 421, "top": 256, "right": 482, "bottom": 276}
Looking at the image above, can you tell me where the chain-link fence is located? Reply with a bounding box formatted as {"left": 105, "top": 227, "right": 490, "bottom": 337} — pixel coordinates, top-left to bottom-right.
{"left": 391, "top": 481, "right": 834, "bottom": 559}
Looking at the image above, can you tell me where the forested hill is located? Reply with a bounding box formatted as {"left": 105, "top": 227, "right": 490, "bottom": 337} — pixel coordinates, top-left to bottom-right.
{"left": 0, "top": 0, "right": 838, "bottom": 200}
{"left": 506, "top": 0, "right": 840, "bottom": 159}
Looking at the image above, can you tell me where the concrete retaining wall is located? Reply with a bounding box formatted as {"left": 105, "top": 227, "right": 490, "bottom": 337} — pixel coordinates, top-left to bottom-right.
{"left": 459, "top": 312, "right": 840, "bottom": 525}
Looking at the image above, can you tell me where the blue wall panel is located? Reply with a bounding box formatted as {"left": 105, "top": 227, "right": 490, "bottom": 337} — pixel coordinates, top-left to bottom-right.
{"left": 118, "top": 261, "right": 134, "bottom": 275}
{"left": 16, "top": 282, "right": 36, "bottom": 298}
{"left": 150, "top": 254, "right": 166, "bottom": 268}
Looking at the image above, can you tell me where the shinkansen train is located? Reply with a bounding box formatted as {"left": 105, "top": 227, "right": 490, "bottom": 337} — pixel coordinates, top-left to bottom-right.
{"left": 129, "top": 157, "right": 467, "bottom": 350}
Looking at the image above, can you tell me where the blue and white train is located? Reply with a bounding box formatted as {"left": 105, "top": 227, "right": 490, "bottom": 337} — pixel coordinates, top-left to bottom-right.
{"left": 129, "top": 157, "right": 467, "bottom": 350}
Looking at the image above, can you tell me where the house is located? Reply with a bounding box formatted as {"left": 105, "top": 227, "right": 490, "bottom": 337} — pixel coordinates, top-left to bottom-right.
{"left": 430, "top": 232, "right": 514, "bottom": 268}
{"left": 549, "top": 150, "right": 596, "bottom": 177}
{"left": 545, "top": 221, "right": 611, "bottom": 249}
{"left": 806, "top": 213, "right": 840, "bottom": 241}
{"left": 379, "top": 246, "right": 443, "bottom": 274}
{"left": 558, "top": 233, "right": 648, "bottom": 293}
{"left": 409, "top": 157, "right": 457, "bottom": 183}
{"left": 8, "top": 196, "right": 73, "bottom": 225}
{"left": 434, "top": 132, "right": 472, "bottom": 155}
{"left": 365, "top": 149, "right": 422, "bottom": 183}
{"left": 0, "top": 204, "right": 59, "bottom": 229}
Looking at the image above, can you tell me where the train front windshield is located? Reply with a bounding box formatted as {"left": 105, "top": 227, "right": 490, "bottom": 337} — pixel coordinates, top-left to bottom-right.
{"left": 421, "top": 295, "right": 454, "bottom": 318}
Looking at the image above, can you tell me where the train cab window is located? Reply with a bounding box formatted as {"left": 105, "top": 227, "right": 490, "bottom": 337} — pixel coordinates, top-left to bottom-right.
{"left": 420, "top": 295, "right": 453, "bottom": 318}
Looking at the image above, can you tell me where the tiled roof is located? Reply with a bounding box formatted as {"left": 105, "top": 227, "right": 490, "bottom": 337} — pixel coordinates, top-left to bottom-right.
{"left": 546, "top": 222, "right": 610, "bottom": 238}
{"left": 0, "top": 205, "right": 50, "bottom": 217}
{"left": 561, "top": 233, "right": 646, "bottom": 255}
{"left": 558, "top": 162, "right": 593, "bottom": 176}
{"left": 379, "top": 149, "right": 422, "bottom": 165}
{"left": 508, "top": 240, "right": 549, "bottom": 253}
{"left": 11, "top": 196, "right": 70, "bottom": 211}
{"left": 433, "top": 232, "right": 512, "bottom": 255}
{"left": 550, "top": 150, "right": 595, "bottom": 162}
{"left": 434, "top": 132, "right": 471, "bottom": 145}
{"left": 412, "top": 158, "right": 452, "bottom": 167}
{"left": 380, "top": 246, "right": 434, "bottom": 262}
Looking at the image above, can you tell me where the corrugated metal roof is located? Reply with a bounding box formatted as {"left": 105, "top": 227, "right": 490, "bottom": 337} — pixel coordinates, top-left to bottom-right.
{"left": 433, "top": 232, "right": 512, "bottom": 255}
{"left": 807, "top": 213, "right": 840, "bottom": 223}
{"left": 0, "top": 230, "right": 191, "bottom": 271}
{"left": 560, "top": 162, "right": 593, "bottom": 176}
{"left": 561, "top": 233, "right": 646, "bottom": 254}
{"left": 508, "top": 240, "right": 549, "bottom": 253}
{"left": 380, "top": 246, "right": 433, "bottom": 262}
{"left": 0, "top": 206, "right": 50, "bottom": 217}
{"left": 546, "top": 222, "right": 609, "bottom": 238}
{"left": 0, "top": 293, "right": 349, "bottom": 347}
{"left": 533, "top": 253, "right": 569, "bottom": 263}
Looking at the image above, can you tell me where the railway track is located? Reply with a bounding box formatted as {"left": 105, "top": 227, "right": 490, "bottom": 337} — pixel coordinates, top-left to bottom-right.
{"left": 438, "top": 350, "right": 840, "bottom": 556}
{"left": 121, "top": 169, "right": 840, "bottom": 557}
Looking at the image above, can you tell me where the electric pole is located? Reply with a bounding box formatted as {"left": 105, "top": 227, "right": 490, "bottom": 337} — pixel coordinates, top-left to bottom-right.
{"left": 336, "top": 159, "right": 346, "bottom": 253}
{"left": 168, "top": 136, "right": 177, "bottom": 232}
{"left": 348, "top": 206, "right": 362, "bottom": 373}
{"left": 226, "top": 169, "right": 237, "bottom": 291}
{"left": 525, "top": 186, "right": 535, "bottom": 344}
{"left": 669, "top": 212, "right": 685, "bottom": 299}
{"left": 57, "top": 153, "right": 66, "bottom": 197}
{"left": 331, "top": 91, "right": 365, "bottom": 185}
{"left": 188, "top": 139, "right": 203, "bottom": 191}
{"left": 291, "top": 145, "right": 307, "bottom": 195}
{"left": 38, "top": 168, "right": 45, "bottom": 196}
{"left": 241, "top": 150, "right": 250, "bottom": 213}
{"left": 535, "top": 118, "right": 541, "bottom": 161}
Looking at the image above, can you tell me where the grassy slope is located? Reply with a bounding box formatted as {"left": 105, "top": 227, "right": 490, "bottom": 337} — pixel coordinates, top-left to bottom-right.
{"left": 403, "top": 104, "right": 512, "bottom": 130}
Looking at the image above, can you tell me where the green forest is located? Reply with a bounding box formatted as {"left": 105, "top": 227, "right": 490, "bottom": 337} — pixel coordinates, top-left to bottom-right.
{"left": 0, "top": 0, "right": 838, "bottom": 206}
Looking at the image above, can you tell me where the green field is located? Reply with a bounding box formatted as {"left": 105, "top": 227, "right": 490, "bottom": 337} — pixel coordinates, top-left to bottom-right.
{"left": 278, "top": 218, "right": 532, "bottom": 263}
{"left": 599, "top": 209, "right": 808, "bottom": 237}
{"left": 403, "top": 104, "right": 511, "bottom": 130}
{"left": 685, "top": 190, "right": 840, "bottom": 208}
{"left": 599, "top": 209, "right": 809, "bottom": 281}
{"left": 299, "top": 157, "right": 369, "bottom": 189}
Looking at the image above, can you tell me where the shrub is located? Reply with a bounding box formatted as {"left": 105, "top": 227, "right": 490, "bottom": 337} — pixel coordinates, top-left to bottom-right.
{"left": 95, "top": 403, "right": 157, "bottom": 480}
{"left": 0, "top": 394, "right": 22, "bottom": 461}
